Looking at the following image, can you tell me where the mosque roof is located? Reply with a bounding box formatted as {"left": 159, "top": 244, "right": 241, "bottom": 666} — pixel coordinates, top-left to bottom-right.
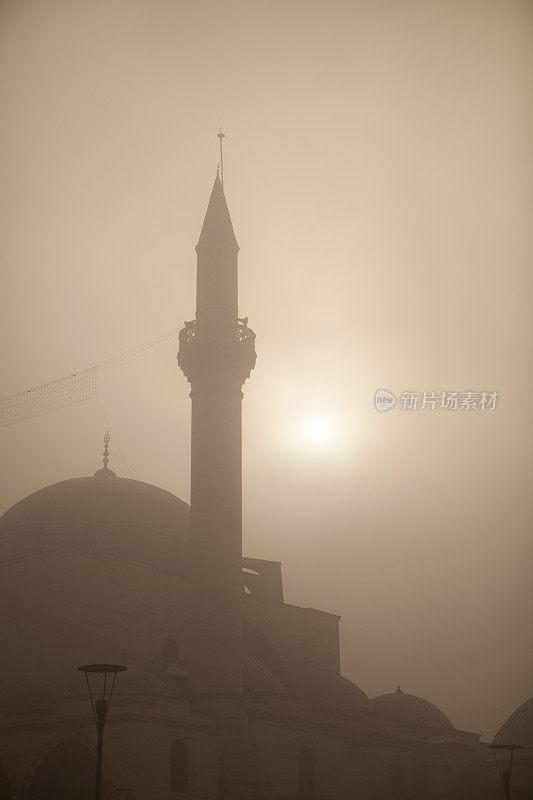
{"left": 0, "top": 469, "right": 191, "bottom": 572}
{"left": 493, "top": 697, "right": 533, "bottom": 747}
{"left": 0, "top": 473, "right": 190, "bottom": 532}
{"left": 372, "top": 686, "right": 454, "bottom": 729}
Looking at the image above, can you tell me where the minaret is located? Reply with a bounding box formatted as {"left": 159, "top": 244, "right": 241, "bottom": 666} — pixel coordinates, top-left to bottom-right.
{"left": 178, "top": 173, "right": 256, "bottom": 696}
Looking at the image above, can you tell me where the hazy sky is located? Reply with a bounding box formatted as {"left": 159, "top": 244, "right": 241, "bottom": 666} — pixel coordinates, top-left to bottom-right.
{"left": 1, "top": 0, "right": 532, "bottom": 740}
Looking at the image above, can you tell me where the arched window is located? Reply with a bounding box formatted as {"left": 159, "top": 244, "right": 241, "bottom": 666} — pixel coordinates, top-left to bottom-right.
{"left": 299, "top": 745, "right": 316, "bottom": 800}
{"left": 170, "top": 739, "right": 189, "bottom": 793}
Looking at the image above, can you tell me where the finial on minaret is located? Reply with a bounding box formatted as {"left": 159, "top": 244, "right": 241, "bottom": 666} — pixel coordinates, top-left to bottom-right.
{"left": 217, "top": 128, "right": 225, "bottom": 190}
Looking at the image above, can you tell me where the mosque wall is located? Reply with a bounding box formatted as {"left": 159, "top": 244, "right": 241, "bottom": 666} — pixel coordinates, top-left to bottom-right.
{"left": 249, "top": 715, "right": 414, "bottom": 800}
{"left": 0, "top": 697, "right": 221, "bottom": 800}
{"left": 246, "top": 597, "right": 341, "bottom": 674}
{"left": 0, "top": 549, "right": 190, "bottom": 686}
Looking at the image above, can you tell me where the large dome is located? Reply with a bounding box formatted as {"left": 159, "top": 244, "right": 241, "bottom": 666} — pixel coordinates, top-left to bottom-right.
{"left": 0, "top": 471, "right": 190, "bottom": 573}
{"left": 493, "top": 697, "right": 533, "bottom": 747}
{"left": 372, "top": 686, "right": 454, "bottom": 729}
{"left": 0, "top": 473, "right": 190, "bottom": 530}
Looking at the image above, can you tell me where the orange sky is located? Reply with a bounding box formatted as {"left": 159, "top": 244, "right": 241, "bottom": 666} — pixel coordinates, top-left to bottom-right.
{"left": 1, "top": 0, "right": 532, "bottom": 739}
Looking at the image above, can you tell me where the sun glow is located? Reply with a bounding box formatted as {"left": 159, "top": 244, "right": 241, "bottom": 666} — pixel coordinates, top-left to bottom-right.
{"left": 307, "top": 422, "right": 328, "bottom": 440}
{"left": 280, "top": 402, "right": 358, "bottom": 454}
{"left": 296, "top": 415, "right": 342, "bottom": 448}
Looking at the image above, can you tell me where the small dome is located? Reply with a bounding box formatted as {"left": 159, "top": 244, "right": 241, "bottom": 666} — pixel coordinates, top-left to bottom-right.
{"left": 372, "top": 686, "right": 454, "bottom": 729}
{"left": 493, "top": 697, "right": 533, "bottom": 747}
{"left": 289, "top": 667, "right": 373, "bottom": 712}
{"left": 243, "top": 656, "right": 286, "bottom": 695}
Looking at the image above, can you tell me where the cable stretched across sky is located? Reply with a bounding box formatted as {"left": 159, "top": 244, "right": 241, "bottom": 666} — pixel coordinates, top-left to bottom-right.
{"left": 0, "top": 326, "right": 181, "bottom": 428}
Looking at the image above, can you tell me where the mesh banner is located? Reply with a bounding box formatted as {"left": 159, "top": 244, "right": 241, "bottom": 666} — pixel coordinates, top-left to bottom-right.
{"left": 0, "top": 368, "right": 97, "bottom": 427}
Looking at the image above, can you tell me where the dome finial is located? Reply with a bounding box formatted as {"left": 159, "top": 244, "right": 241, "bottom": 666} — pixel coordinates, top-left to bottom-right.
{"left": 103, "top": 431, "right": 110, "bottom": 470}
{"left": 94, "top": 430, "right": 116, "bottom": 478}
{"left": 395, "top": 685, "right": 403, "bottom": 694}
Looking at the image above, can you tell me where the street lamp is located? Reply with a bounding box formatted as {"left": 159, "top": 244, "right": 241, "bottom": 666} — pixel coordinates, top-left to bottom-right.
{"left": 489, "top": 743, "right": 523, "bottom": 800}
{"left": 79, "top": 663, "right": 127, "bottom": 800}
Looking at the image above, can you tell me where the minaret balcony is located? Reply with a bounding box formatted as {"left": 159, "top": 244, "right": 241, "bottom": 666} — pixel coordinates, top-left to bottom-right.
{"left": 178, "top": 320, "right": 256, "bottom": 385}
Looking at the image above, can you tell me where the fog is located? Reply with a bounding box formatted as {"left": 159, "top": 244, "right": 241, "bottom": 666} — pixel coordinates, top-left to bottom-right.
{"left": 1, "top": 0, "right": 532, "bottom": 740}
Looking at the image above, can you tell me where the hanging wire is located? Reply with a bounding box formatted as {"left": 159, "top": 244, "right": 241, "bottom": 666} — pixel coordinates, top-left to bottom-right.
{"left": 0, "top": 325, "right": 181, "bottom": 428}
{"left": 0, "top": 369, "right": 97, "bottom": 428}
{"left": 97, "top": 326, "right": 181, "bottom": 372}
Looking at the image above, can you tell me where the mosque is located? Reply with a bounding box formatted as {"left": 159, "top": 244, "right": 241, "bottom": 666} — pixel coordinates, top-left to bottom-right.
{"left": 0, "top": 174, "right": 531, "bottom": 800}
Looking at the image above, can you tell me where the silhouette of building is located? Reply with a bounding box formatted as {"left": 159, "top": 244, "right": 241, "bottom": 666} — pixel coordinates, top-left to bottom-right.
{"left": 0, "top": 175, "right": 530, "bottom": 799}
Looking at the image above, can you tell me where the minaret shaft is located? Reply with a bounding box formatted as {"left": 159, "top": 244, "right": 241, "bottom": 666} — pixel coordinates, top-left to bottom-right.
{"left": 190, "top": 387, "right": 243, "bottom": 694}
{"left": 178, "top": 175, "right": 256, "bottom": 696}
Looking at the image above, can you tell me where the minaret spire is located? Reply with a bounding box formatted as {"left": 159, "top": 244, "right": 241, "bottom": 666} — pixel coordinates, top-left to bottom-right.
{"left": 196, "top": 173, "right": 238, "bottom": 251}
{"left": 178, "top": 173, "right": 256, "bottom": 697}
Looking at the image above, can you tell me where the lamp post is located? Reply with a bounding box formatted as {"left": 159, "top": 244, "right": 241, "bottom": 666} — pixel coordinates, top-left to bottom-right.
{"left": 489, "top": 743, "right": 523, "bottom": 800}
{"left": 79, "top": 663, "right": 127, "bottom": 800}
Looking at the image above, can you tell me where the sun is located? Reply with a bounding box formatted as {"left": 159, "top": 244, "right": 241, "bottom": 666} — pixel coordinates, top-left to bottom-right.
{"left": 307, "top": 422, "right": 328, "bottom": 440}
{"left": 300, "top": 416, "right": 342, "bottom": 447}
{"left": 285, "top": 410, "right": 350, "bottom": 451}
